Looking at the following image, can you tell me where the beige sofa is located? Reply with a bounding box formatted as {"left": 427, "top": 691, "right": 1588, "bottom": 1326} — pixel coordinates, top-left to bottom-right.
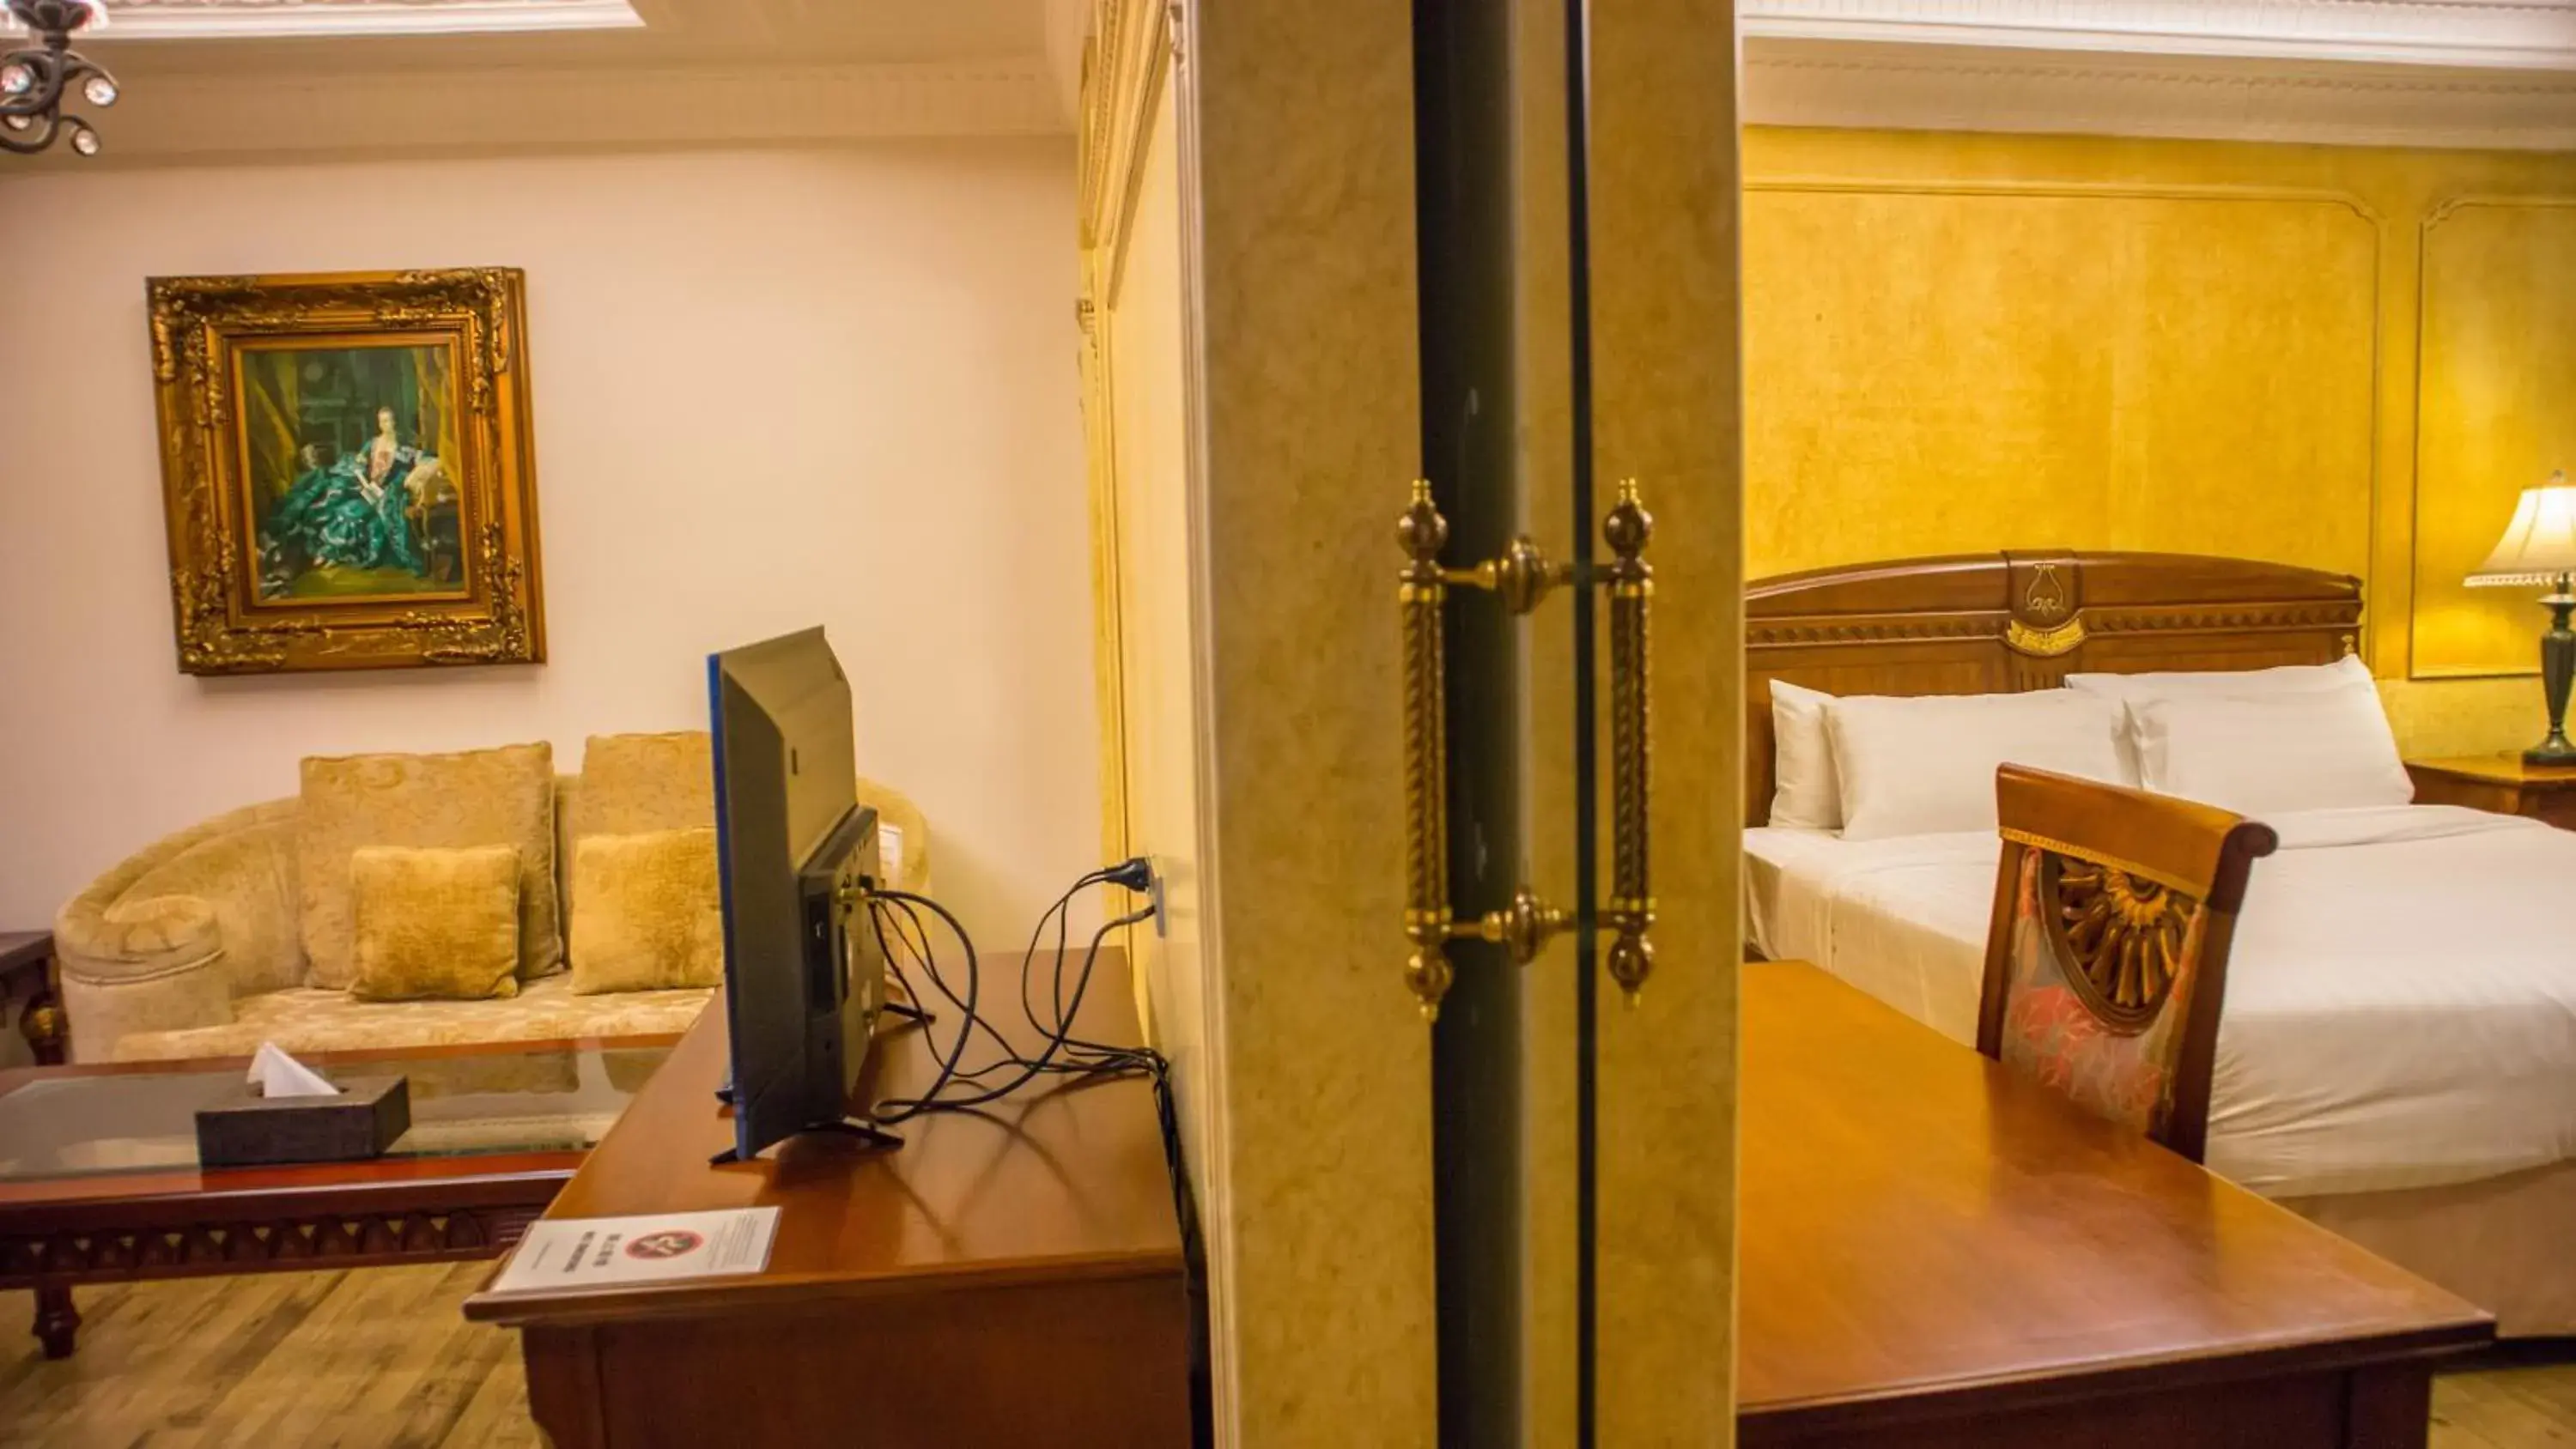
{"left": 55, "top": 739, "right": 932, "bottom": 1064}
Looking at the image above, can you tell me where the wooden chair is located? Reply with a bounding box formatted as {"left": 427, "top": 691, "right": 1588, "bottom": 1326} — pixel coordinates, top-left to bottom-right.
{"left": 1975, "top": 764, "right": 2278, "bottom": 1163}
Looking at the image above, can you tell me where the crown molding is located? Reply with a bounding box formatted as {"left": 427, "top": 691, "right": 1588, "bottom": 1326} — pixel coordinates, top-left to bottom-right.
{"left": 1744, "top": 39, "right": 2576, "bottom": 149}
{"left": 47, "top": 0, "right": 645, "bottom": 39}
{"left": 1042, "top": 0, "right": 1088, "bottom": 127}
{"left": 1078, "top": 0, "right": 1170, "bottom": 269}
{"left": 27, "top": 58, "right": 1066, "bottom": 163}
{"left": 1740, "top": 1, "right": 2576, "bottom": 72}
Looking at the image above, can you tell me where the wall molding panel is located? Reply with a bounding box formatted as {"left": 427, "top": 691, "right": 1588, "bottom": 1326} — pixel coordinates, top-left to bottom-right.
{"left": 1743, "top": 171, "right": 2385, "bottom": 593}
{"left": 2411, "top": 192, "right": 2576, "bottom": 677}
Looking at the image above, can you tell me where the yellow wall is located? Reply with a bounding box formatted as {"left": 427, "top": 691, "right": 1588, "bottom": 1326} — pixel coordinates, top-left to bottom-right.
{"left": 1082, "top": 0, "right": 1234, "bottom": 1421}
{"left": 1741, "top": 127, "right": 2576, "bottom": 755}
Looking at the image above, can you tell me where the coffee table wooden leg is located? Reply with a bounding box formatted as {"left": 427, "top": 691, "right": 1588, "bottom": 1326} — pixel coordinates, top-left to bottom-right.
{"left": 33, "top": 1285, "right": 78, "bottom": 1359}
{"left": 21, "top": 981, "right": 67, "bottom": 1067}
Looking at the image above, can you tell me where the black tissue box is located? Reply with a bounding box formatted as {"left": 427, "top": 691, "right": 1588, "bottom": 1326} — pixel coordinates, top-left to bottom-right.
{"left": 195, "top": 1075, "right": 412, "bottom": 1167}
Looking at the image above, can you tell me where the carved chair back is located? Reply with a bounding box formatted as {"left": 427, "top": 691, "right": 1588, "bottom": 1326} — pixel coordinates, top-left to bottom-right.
{"left": 1976, "top": 765, "right": 2278, "bottom": 1163}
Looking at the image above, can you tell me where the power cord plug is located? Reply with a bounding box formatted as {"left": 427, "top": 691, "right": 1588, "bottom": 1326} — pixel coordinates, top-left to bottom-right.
{"left": 1101, "top": 857, "right": 1155, "bottom": 894}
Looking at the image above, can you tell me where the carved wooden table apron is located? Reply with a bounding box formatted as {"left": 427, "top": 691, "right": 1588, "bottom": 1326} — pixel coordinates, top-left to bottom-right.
{"left": 0, "top": 1033, "right": 679, "bottom": 1359}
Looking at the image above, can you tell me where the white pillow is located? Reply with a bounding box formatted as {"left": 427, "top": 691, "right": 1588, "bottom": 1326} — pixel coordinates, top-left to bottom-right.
{"left": 2064, "top": 654, "right": 2371, "bottom": 703}
{"left": 1766, "top": 681, "right": 1841, "bottom": 830}
{"left": 1825, "top": 690, "right": 2130, "bottom": 842}
{"left": 2129, "top": 685, "right": 2412, "bottom": 815}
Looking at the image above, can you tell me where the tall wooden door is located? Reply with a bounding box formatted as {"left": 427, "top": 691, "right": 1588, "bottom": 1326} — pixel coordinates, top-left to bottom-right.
{"left": 1409, "top": 1, "right": 1745, "bottom": 1443}
{"left": 1079, "top": 0, "right": 1741, "bottom": 1440}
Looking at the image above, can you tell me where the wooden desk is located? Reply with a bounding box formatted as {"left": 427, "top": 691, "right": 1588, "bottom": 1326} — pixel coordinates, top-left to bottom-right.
{"left": 1739, "top": 961, "right": 2492, "bottom": 1448}
{"left": 2407, "top": 753, "right": 2576, "bottom": 829}
{"left": 465, "top": 949, "right": 1190, "bottom": 1447}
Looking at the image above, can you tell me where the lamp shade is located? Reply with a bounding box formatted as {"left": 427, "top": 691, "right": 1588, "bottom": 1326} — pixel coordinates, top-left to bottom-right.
{"left": 2467, "top": 471, "right": 2576, "bottom": 588}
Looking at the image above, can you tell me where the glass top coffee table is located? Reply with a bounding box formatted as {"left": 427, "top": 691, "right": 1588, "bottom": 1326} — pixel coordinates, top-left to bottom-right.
{"left": 0, "top": 1034, "right": 679, "bottom": 1360}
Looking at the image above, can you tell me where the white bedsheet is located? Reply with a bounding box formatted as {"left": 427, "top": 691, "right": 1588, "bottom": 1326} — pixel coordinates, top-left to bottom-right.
{"left": 1747, "top": 806, "right": 2576, "bottom": 1198}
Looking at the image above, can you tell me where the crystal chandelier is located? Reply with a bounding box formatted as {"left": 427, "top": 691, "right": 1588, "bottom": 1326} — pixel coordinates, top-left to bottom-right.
{"left": 2, "top": 0, "right": 118, "bottom": 157}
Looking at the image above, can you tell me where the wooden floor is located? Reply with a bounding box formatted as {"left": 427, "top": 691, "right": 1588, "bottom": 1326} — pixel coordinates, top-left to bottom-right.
{"left": 1, "top": 1267, "right": 536, "bottom": 1448}
{"left": 2435, "top": 1343, "right": 2576, "bottom": 1449}
{"left": 2, "top": 1271, "right": 2571, "bottom": 1446}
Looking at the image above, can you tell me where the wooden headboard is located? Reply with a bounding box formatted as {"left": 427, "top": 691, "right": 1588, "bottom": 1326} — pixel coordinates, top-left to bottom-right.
{"left": 1745, "top": 551, "right": 2363, "bottom": 827}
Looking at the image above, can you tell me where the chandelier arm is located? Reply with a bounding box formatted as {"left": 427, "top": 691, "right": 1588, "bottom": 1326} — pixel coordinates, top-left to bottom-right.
{"left": 1, "top": 0, "right": 112, "bottom": 155}
{"left": 0, "top": 107, "right": 62, "bottom": 155}
{"left": 0, "top": 48, "right": 67, "bottom": 118}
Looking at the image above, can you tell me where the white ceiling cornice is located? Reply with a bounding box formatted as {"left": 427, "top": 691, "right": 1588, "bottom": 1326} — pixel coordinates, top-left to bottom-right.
{"left": 1741, "top": 0, "right": 2576, "bottom": 71}
{"left": 1745, "top": 38, "right": 2576, "bottom": 149}
{"left": 33, "top": 0, "right": 645, "bottom": 39}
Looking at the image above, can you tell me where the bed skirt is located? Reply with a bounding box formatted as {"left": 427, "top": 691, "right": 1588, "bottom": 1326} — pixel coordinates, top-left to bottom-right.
{"left": 2279, "top": 1160, "right": 2576, "bottom": 1337}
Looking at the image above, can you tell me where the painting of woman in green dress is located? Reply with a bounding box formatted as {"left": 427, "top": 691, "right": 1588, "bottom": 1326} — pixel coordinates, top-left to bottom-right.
{"left": 243, "top": 343, "right": 467, "bottom": 602}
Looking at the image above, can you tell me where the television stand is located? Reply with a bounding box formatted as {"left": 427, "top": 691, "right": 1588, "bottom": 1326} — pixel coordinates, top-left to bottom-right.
{"left": 707, "top": 1116, "right": 902, "bottom": 1166}
{"left": 465, "top": 952, "right": 1189, "bottom": 1447}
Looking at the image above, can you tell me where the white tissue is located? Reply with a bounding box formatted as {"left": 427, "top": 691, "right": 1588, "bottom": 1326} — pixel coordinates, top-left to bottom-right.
{"left": 247, "top": 1042, "right": 340, "bottom": 1098}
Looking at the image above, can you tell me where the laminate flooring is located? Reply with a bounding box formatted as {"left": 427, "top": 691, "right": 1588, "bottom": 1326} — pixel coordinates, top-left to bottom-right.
{"left": 1, "top": 1267, "right": 532, "bottom": 1448}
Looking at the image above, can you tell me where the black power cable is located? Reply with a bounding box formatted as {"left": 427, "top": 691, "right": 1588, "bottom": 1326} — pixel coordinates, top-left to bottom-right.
{"left": 863, "top": 863, "right": 1203, "bottom": 1442}
{"left": 859, "top": 865, "right": 1170, "bottom": 1124}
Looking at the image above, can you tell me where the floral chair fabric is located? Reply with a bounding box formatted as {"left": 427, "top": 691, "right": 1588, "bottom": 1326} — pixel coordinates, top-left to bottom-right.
{"left": 1993, "top": 849, "right": 2210, "bottom": 1143}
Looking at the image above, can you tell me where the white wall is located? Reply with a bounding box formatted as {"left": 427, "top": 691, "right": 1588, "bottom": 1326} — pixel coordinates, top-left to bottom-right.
{"left": 0, "top": 142, "right": 1099, "bottom": 951}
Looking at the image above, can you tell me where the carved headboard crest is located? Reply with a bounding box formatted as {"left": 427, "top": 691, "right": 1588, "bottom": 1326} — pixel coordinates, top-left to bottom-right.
{"left": 1741, "top": 550, "right": 2364, "bottom": 827}
{"left": 2005, "top": 557, "right": 2083, "bottom": 658}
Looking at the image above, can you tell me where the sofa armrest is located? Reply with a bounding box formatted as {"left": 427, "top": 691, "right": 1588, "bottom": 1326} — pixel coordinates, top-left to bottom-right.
{"left": 57, "top": 893, "right": 223, "bottom": 982}
{"left": 56, "top": 909, "right": 234, "bottom": 1064}
{"left": 56, "top": 798, "right": 301, "bottom": 1061}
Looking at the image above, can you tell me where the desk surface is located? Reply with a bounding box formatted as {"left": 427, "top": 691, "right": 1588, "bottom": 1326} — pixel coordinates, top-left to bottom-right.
{"left": 1739, "top": 961, "right": 2490, "bottom": 1436}
{"left": 465, "top": 949, "right": 1183, "bottom": 1328}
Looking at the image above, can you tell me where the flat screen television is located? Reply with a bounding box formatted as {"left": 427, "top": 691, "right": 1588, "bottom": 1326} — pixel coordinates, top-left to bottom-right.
{"left": 707, "top": 627, "right": 890, "bottom": 1164}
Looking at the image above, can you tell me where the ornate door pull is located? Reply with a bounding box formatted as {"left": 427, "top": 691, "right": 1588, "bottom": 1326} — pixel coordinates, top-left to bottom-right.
{"left": 1397, "top": 478, "right": 1656, "bottom": 1021}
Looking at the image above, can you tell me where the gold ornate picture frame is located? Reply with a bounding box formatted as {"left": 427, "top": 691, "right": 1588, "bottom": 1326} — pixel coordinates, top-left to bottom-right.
{"left": 149, "top": 268, "right": 545, "bottom": 676}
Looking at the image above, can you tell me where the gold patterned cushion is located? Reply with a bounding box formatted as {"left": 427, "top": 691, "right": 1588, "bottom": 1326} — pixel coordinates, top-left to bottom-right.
{"left": 299, "top": 743, "right": 560, "bottom": 989}
{"left": 349, "top": 845, "right": 522, "bottom": 1003}
{"left": 576, "top": 732, "right": 714, "bottom": 839}
{"left": 568, "top": 828, "right": 724, "bottom": 995}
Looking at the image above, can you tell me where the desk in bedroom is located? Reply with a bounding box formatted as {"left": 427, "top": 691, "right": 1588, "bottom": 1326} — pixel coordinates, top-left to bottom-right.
{"left": 1738, "top": 961, "right": 2491, "bottom": 1449}
{"left": 463, "top": 949, "right": 1190, "bottom": 1447}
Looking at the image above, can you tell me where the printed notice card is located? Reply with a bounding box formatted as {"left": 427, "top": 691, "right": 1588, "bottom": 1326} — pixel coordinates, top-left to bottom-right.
{"left": 487, "top": 1207, "right": 781, "bottom": 1294}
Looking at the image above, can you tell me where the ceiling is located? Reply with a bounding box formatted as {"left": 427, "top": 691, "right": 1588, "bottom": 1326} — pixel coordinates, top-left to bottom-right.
{"left": 15, "top": 0, "right": 2575, "bottom": 160}
{"left": 0, "top": 0, "right": 1081, "bottom": 160}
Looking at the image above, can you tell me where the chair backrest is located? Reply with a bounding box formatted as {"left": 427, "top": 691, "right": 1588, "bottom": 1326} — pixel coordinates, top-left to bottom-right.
{"left": 1976, "top": 765, "right": 2277, "bottom": 1162}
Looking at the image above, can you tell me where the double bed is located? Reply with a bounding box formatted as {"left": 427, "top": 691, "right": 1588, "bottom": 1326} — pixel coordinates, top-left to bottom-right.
{"left": 1746, "top": 550, "right": 2576, "bottom": 1334}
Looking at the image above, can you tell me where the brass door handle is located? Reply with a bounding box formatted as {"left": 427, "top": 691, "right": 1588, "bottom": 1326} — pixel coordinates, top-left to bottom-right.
{"left": 1394, "top": 478, "right": 1657, "bottom": 1021}
{"left": 1601, "top": 481, "right": 1655, "bottom": 997}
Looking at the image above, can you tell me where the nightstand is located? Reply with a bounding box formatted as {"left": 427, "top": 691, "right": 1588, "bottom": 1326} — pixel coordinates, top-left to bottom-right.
{"left": 2406, "top": 755, "right": 2576, "bottom": 831}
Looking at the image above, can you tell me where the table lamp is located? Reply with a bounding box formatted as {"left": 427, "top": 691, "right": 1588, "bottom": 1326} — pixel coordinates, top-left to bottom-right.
{"left": 2468, "top": 470, "right": 2576, "bottom": 765}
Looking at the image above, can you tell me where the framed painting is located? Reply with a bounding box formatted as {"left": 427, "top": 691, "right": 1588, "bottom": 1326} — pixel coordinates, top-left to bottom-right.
{"left": 148, "top": 268, "right": 545, "bottom": 675}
